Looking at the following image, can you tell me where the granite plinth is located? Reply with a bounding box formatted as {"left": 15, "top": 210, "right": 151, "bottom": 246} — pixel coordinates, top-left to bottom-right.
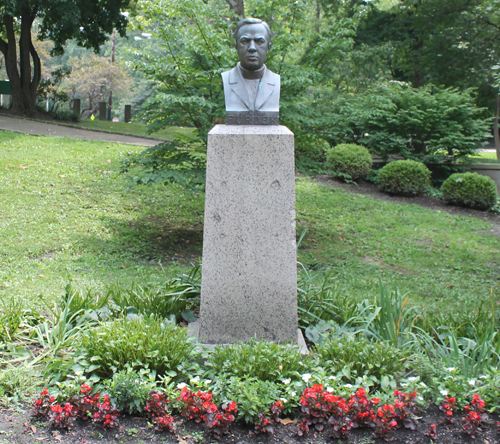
{"left": 199, "top": 125, "right": 297, "bottom": 344}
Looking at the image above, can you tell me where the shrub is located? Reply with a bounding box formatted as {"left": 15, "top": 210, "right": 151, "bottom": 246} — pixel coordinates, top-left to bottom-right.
{"left": 104, "top": 368, "right": 157, "bottom": 414}
{"left": 314, "top": 334, "right": 406, "bottom": 384}
{"left": 376, "top": 160, "right": 431, "bottom": 196}
{"left": 325, "top": 83, "right": 490, "bottom": 162}
{"left": 441, "top": 172, "right": 498, "bottom": 210}
{"left": 210, "top": 377, "right": 282, "bottom": 424}
{"left": 54, "top": 108, "right": 79, "bottom": 122}
{"left": 204, "top": 338, "right": 311, "bottom": 383}
{"left": 326, "top": 143, "right": 372, "bottom": 181}
{"left": 79, "top": 316, "right": 195, "bottom": 378}
{"left": 296, "top": 134, "right": 330, "bottom": 163}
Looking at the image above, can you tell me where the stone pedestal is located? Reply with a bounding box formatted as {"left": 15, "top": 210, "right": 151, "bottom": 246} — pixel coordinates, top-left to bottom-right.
{"left": 198, "top": 125, "right": 298, "bottom": 344}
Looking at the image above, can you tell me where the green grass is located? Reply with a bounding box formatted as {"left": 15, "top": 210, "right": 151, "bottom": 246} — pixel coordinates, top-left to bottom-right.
{"left": 0, "top": 131, "right": 204, "bottom": 308}
{"left": 71, "top": 120, "right": 195, "bottom": 140}
{"left": 475, "top": 151, "right": 498, "bottom": 160}
{"left": 295, "top": 178, "right": 500, "bottom": 315}
{"left": 1, "top": 130, "right": 499, "bottom": 318}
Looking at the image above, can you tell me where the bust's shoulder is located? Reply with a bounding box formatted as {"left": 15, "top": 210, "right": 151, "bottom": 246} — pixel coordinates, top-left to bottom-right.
{"left": 263, "top": 67, "right": 280, "bottom": 85}
{"left": 221, "top": 66, "right": 240, "bottom": 84}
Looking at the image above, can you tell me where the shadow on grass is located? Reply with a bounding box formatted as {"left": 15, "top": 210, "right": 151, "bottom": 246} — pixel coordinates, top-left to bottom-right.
{"left": 80, "top": 214, "right": 204, "bottom": 266}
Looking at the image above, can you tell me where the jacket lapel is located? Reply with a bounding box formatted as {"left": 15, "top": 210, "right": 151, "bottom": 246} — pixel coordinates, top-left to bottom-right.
{"left": 229, "top": 66, "right": 252, "bottom": 110}
{"left": 254, "top": 67, "right": 275, "bottom": 111}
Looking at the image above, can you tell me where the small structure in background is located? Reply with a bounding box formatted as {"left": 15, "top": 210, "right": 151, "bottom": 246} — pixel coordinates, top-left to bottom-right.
{"left": 99, "top": 102, "right": 106, "bottom": 121}
{"left": 0, "top": 80, "right": 11, "bottom": 108}
{"left": 124, "top": 104, "right": 132, "bottom": 123}
{"left": 72, "top": 98, "right": 81, "bottom": 117}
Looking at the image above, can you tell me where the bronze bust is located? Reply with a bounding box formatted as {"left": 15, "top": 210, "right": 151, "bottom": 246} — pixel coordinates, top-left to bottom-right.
{"left": 222, "top": 18, "right": 280, "bottom": 125}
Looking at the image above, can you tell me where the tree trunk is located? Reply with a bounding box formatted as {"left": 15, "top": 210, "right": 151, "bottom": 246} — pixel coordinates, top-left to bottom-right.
{"left": 495, "top": 93, "right": 500, "bottom": 160}
{"left": 0, "top": 11, "right": 40, "bottom": 116}
{"left": 107, "top": 29, "right": 116, "bottom": 121}
{"left": 225, "top": 0, "right": 245, "bottom": 19}
{"left": 315, "top": 1, "right": 321, "bottom": 33}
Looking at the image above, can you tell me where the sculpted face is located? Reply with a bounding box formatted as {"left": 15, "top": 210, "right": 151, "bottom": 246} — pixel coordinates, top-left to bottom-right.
{"left": 235, "top": 23, "right": 270, "bottom": 71}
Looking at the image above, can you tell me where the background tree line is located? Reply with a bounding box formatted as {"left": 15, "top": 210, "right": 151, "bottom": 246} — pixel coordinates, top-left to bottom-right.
{"left": 1, "top": 0, "right": 499, "bottom": 173}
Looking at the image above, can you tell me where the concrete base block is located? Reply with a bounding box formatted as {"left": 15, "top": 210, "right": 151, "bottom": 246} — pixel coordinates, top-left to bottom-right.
{"left": 188, "top": 321, "right": 308, "bottom": 354}
{"left": 198, "top": 125, "right": 298, "bottom": 345}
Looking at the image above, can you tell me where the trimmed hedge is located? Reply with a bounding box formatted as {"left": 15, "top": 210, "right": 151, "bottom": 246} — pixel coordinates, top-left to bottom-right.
{"left": 376, "top": 160, "right": 431, "bottom": 196}
{"left": 441, "top": 172, "right": 498, "bottom": 210}
{"left": 326, "top": 143, "right": 372, "bottom": 181}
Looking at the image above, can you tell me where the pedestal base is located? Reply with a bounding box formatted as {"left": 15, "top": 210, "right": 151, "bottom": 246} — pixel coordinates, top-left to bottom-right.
{"left": 198, "top": 125, "right": 298, "bottom": 344}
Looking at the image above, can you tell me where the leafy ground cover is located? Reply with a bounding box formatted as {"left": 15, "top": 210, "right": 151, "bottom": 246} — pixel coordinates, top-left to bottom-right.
{"left": 1, "top": 132, "right": 500, "bottom": 443}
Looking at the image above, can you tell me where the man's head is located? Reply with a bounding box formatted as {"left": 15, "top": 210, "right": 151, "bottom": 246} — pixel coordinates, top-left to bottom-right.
{"left": 233, "top": 18, "right": 271, "bottom": 71}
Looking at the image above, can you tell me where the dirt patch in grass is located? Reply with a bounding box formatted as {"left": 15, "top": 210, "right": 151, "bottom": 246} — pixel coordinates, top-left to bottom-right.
{"left": 1, "top": 403, "right": 499, "bottom": 444}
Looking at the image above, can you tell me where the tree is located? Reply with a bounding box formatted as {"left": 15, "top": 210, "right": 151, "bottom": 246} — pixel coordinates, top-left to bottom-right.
{"left": 63, "top": 53, "right": 131, "bottom": 118}
{"left": 0, "top": 0, "right": 130, "bottom": 116}
{"left": 125, "top": 0, "right": 358, "bottom": 188}
{"left": 354, "top": 0, "right": 500, "bottom": 108}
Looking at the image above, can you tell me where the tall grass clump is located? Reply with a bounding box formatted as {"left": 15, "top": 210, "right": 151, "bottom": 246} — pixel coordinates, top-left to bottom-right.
{"left": 368, "top": 281, "right": 419, "bottom": 349}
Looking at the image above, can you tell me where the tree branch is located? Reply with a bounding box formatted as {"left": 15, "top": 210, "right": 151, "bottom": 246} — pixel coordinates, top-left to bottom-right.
{"left": 0, "top": 35, "right": 7, "bottom": 55}
{"left": 224, "top": 0, "right": 244, "bottom": 19}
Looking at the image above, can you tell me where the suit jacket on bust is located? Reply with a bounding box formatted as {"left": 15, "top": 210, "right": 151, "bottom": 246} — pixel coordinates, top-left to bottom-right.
{"left": 222, "top": 63, "right": 280, "bottom": 112}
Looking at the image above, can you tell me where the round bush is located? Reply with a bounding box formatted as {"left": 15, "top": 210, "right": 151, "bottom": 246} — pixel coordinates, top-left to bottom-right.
{"left": 326, "top": 143, "right": 372, "bottom": 180}
{"left": 441, "top": 172, "right": 498, "bottom": 210}
{"left": 376, "top": 159, "right": 431, "bottom": 196}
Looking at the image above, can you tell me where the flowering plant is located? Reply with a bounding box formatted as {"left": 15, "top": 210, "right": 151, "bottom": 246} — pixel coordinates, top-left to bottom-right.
{"left": 178, "top": 387, "right": 216, "bottom": 423}
{"left": 205, "top": 401, "right": 238, "bottom": 438}
{"left": 32, "top": 387, "right": 56, "bottom": 419}
{"left": 328, "top": 395, "right": 353, "bottom": 439}
{"left": 462, "top": 394, "right": 488, "bottom": 439}
{"left": 348, "top": 387, "right": 378, "bottom": 428}
{"left": 47, "top": 403, "right": 76, "bottom": 429}
{"left": 70, "top": 383, "right": 101, "bottom": 420}
{"left": 372, "top": 404, "right": 398, "bottom": 442}
{"left": 144, "top": 391, "right": 176, "bottom": 433}
{"left": 439, "top": 395, "right": 457, "bottom": 424}
{"left": 297, "top": 384, "right": 333, "bottom": 434}
{"left": 425, "top": 423, "right": 437, "bottom": 439}
{"left": 93, "top": 394, "right": 120, "bottom": 428}
{"left": 32, "top": 384, "right": 119, "bottom": 430}
{"left": 255, "top": 400, "right": 283, "bottom": 434}
{"left": 393, "top": 389, "right": 419, "bottom": 430}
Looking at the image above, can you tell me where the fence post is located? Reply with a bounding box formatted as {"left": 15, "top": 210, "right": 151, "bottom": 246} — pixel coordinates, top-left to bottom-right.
{"left": 73, "top": 98, "right": 81, "bottom": 117}
{"left": 124, "top": 105, "right": 132, "bottom": 123}
{"left": 99, "top": 102, "right": 107, "bottom": 121}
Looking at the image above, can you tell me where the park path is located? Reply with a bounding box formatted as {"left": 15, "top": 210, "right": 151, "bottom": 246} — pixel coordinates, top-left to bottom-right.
{"left": 0, "top": 114, "right": 159, "bottom": 146}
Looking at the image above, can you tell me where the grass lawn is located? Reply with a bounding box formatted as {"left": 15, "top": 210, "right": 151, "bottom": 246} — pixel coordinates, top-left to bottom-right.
{"left": 70, "top": 120, "right": 195, "bottom": 140}
{"left": 0, "top": 130, "right": 204, "bottom": 308}
{"left": 1, "top": 130, "right": 499, "bottom": 317}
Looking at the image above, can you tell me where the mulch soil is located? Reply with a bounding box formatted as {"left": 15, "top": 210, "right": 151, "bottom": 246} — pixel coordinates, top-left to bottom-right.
{"left": 1, "top": 403, "right": 499, "bottom": 444}
{"left": 2, "top": 175, "right": 500, "bottom": 444}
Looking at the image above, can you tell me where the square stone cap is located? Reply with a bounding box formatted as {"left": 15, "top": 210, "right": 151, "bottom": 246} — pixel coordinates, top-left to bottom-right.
{"left": 209, "top": 124, "right": 294, "bottom": 136}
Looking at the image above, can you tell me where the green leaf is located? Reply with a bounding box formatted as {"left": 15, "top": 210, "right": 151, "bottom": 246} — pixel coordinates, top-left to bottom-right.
{"left": 181, "top": 310, "right": 197, "bottom": 323}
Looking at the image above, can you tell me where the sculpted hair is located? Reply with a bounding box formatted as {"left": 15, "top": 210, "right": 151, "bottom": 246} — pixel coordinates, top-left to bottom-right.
{"left": 233, "top": 17, "right": 272, "bottom": 47}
